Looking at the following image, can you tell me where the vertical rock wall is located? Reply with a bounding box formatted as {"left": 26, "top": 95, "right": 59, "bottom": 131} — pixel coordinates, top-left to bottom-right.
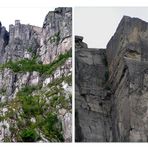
{"left": 75, "top": 16, "right": 148, "bottom": 142}
{"left": 75, "top": 36, "right": 112, "bottom": 142}
{"left": 107, "top": 16, "right": 148, "bottom": 142}
{"left": 0, "top": 7, "right": 72, "bottom": 142}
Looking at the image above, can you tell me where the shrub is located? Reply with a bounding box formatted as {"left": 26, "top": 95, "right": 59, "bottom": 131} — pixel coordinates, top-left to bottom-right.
{"left": 50, "top": 96, "right": 59, "bottom": 108}
{"left": 49, "top": 94, "right": 70, "bottom": 110}
{"left": 64, "top": 75, "right": 72, "bottom": 85}
{"left": 0, "top": 87, "right": 6, "bottom": 95}
{"left": 42, "top": 113, "right": 64, "bottom": 142}
{"left": 16, "top": 86, "right": 44, "bottom": 117}
{"left": 20, "top": 128, "right": 40, "bottom": 142}
{"left": 49, "top": 32, "right": 60, "bottom": 45}
{"left": 1, "top": 50, "right": 71, "bottom": 76}
{"left": 27, "top": 47, "right": 33, "bottom": 53}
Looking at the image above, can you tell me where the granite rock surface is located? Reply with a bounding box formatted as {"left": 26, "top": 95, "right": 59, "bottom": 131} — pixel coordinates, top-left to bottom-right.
{"left": 75, "top": 16, "right": 148, "bottom": 142}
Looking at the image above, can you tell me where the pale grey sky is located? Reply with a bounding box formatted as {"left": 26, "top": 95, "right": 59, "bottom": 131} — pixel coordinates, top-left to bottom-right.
{"left": 0, "top": 7, "right": 55, "bottom": 31}
{"left": 75, "top": 7, "right": 148, "bottom": 48}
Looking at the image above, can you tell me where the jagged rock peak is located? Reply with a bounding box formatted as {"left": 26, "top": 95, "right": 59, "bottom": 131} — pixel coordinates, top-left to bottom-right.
{"left": 106, "top": 15, "right": 148, "bottom": 65}
{"left": 15, "top": 20, "right": 20, "bottom": 25}
{"left": 43, "top": 7, "right": 72, "bottom": 28}
{"left": 115, "top": 15, "right": 148, "bottom": 34}
{"left": 121, "top": 15, "right": 148, "bottom": 24}
{"left": 8, "top": 19, "right": 42, "bottom": 48}
{"left": 54, "top": 7, "right": 72, "bottom": 14}
{"left": 75, "top": 35, "right": 83, "bottom": 42}
{"left": 75, "top": 35, "right": 88, "bottom": 49}
{"left": 0, "top": 22, "right": 9, "bottom": 48}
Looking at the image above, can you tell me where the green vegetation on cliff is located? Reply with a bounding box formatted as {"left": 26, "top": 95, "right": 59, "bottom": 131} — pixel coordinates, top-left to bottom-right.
{"left": 0, "top": 51, "right": 72, "bottom": 142}
{"left": 0, "top": 50, "right": 71, "bottom": 75}
{"left": 49, "top": 32, "right": 60, "bottom": 45}
{"left": 1, "top": 83, "right": 65, "bottom": 142}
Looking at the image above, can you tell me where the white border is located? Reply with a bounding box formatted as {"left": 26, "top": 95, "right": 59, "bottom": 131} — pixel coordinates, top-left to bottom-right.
{"left": 1, "top": 0, "right": 148, "bottom": 7}
{"left": 72, "top": 7, "right": 75, "bottom": 143}
{"left": 1, "top": 0, "right": 148, "bottom": 147}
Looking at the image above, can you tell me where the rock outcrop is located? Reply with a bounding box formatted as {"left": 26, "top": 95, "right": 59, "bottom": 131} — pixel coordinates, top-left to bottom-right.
{"left": 75, "top": 36, "right": 112, "bottom": 142}
{"left": 75, "top": 16, "right": 148, "bottom": 142}
{"left": 0, "top": 7, "right": 72, "bottom": 142}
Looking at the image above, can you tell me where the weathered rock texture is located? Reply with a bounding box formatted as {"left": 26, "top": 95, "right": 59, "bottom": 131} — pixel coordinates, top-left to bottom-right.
{"left": 75, "top": 16, "right": 148, "bottom": 142}
{"left": 0, "top": 7, "right": 72, "bottom": 142}
{"left": 75, "top": 36, "right": 112, "bottom": 142}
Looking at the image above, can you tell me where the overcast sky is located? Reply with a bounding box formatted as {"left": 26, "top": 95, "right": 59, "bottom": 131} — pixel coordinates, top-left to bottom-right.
{"left": 75, "top": 7, "right": 148, "bottom": 48}
{"left": 0, "top": 7, "right": 55, "bottom": 31}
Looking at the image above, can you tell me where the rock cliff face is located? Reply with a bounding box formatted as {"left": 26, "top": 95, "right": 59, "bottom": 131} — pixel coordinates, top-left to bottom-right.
{"left": 75, "top": 16, "right": 148, "bottom": 142}
{"left": 75, "top": 36, "right": 112, "bottom": 142}
{"left": 0, "top": 7, "right": 72, "bottom": 142}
